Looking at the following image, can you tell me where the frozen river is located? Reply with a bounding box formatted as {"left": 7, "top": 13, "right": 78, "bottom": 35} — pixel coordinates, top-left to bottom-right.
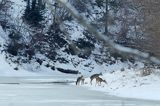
{"left": 0, "top": 76, "right": 159, "bottom": 106}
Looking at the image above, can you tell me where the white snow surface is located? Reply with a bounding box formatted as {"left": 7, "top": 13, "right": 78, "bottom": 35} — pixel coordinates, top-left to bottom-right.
{"left": 0, "top": 0, "right": 160, "bottom": 102}
{"left": 76, "top": 61, "right": 160, "bottom": 101}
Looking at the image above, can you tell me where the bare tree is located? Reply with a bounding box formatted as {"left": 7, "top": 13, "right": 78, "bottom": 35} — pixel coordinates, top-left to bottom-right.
{"left": 133, "top": 0, "right": 160, "bottom": 58}
{"left": 45, "top": 0, "right": 160, "bottom": 64}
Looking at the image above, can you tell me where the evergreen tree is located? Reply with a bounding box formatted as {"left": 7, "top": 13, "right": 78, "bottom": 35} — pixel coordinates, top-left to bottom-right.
{"left": 23, "top": 0, "right": 44, "bottom": 27}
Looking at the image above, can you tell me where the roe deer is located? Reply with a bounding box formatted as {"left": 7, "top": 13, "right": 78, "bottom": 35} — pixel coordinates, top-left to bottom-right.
{"left": 90, "top": 72, "right": 102, "bottom": 85}
{"left": 76, "top": 75, "right": 85, "bottom": 85}
{"left": 95, "top": 77, "right": 107, "bottom": 86}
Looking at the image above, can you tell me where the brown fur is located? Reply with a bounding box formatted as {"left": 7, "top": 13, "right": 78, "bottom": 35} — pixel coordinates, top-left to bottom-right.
{"left": 90, "top": 72, "right": 102, "bottom": 85}
{"left": 95, "top": 77, "right": 107, "bottom": 86}
{"left": 76, "top": 75, "right": 85, "bottom": 85}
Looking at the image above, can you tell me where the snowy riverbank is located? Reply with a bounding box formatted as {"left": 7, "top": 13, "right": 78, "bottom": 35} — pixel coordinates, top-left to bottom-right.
{"left": 77, "top": 62, "right": 160, "bottom": 101}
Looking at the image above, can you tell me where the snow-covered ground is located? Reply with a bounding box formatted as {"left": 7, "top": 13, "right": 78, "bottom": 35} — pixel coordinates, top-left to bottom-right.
{"left": 0, "top": 79, "right": 160, "bottom": 106}
{"left": 1, "top": 22, "right": 160, "bottom": 101}
{"left": 76, "top": 61, "right": 160, "bottom": 101}
{"left": 1, "top": 0, "right": 160, "bottom": 103}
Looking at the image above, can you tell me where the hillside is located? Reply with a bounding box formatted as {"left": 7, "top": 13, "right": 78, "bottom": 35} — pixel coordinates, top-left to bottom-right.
{"left": 0, "top": 0, "right": 160, "bottom": 101}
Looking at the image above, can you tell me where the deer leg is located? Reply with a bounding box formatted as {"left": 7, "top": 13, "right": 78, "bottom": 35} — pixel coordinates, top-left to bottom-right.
{"left": 90, "top": 79, "right": 93, "bottom": 85}
{"left": 99, "top": 82, "right": 101, "bottom": 86}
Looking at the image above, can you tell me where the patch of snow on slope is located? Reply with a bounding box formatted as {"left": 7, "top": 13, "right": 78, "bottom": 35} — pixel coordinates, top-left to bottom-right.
{"left": 0, "top": 54, "right": 37, "bottom": 76}
{"left": 10, "top": 0, "right": 26, "bottom": 19}
{"left": 64, "top": 21, "right": 85, "bottom": 41}
{"left": 0, "top": 26, "right": 6, "bottom": 45}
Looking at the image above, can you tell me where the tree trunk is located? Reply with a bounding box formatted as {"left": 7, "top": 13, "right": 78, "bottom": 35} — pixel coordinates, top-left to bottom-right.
{"left": 105, "top": 0, "right": 108, "bottom": 36}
